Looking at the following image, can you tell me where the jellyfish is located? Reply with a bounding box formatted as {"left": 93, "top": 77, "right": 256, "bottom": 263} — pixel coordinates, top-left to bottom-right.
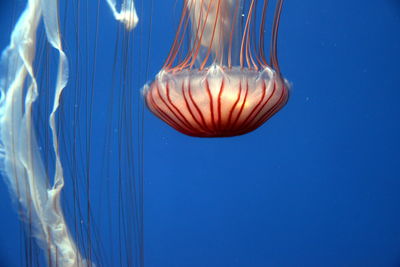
{"left": 1, "top": 0, "right": 288, "bottom": 266}
{"left": 144, "top": 0, "right": 289, "bottom": 137}
{"left": 0, "top": 0, "right": 139, "bottom": 266}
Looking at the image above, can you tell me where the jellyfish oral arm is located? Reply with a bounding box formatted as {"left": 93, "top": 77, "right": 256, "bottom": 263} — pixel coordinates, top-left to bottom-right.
{"left": 106, "top": 0, "right": 139, "bottom": 30}
{"left": 0, "top": 0, "right": 86, "bottom": 266}
{"left": 188, "top": 0, "right": 238, "bottom": 65}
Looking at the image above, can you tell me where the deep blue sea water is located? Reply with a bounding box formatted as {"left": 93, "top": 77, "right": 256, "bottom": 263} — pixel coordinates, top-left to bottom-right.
{"left": 0, "top": 1, "right": 399, "bottom": 266}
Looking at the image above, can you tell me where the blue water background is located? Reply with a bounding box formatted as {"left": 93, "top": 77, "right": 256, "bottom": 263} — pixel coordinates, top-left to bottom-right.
{"left": 0, "top": 0, "right": 400, "bottom": 266}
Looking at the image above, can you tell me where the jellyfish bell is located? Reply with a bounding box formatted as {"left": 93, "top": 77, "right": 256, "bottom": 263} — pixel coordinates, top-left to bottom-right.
{"left": 144, "top": 0, "right": 289, "bottom": 137}
{"left": 146, "top": 64, "right": 288, "bottom": 137}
